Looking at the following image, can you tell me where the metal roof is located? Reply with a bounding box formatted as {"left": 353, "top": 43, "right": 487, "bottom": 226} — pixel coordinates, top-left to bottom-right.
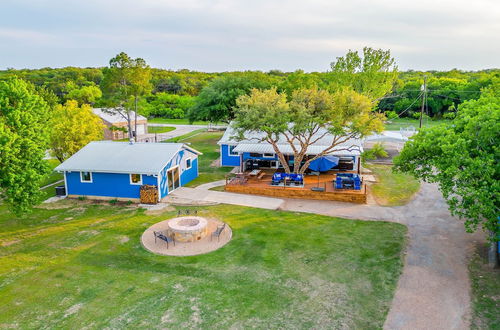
{"left": 93, "top": 108, "right": 147, "bottom": 124}
{"left": 219, "top": 122, "right": 363, "bottom": 156}
{"left": 233, "top": 142, "right": 362, "bottom": 156}
{"left": 55, "top": 141, "right": 201, "bottom": 175}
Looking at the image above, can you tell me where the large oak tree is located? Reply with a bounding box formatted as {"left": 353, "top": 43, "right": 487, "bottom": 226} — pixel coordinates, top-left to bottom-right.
{"left": 233, "top": 88, "right": 384, "bottom": 174}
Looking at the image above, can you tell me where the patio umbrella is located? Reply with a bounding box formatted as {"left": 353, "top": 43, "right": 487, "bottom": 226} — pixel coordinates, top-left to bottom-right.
{"left": 308, "top": 156, "right": 340, "bottom": 172}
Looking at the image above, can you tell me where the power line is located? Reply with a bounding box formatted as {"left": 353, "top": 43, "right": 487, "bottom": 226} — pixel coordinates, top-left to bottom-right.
{"left": 396, "top": 91, "right": 423, "bottom": 118}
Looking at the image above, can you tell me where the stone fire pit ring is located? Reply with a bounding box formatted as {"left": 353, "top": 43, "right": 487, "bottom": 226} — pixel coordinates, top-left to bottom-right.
{"left": 168, "top": 216, "right": 208, "bottom": 242}
{"left": 141, "top": 217, "right": 232, "bottom": 256}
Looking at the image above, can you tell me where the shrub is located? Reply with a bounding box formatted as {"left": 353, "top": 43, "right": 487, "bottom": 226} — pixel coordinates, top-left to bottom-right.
{"left": 372, "top": 142, "right": 389, "bottom": 158}
{"left": 385, "top": 110, "right": 398, "bottom": 120}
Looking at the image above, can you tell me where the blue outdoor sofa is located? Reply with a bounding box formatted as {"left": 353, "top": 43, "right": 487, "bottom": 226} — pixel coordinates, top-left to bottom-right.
{"left": 271, "top": 173, "right": 304, "bottom": 186}
{"left": 335, "top": 173, "right": 362, "bottom": 190}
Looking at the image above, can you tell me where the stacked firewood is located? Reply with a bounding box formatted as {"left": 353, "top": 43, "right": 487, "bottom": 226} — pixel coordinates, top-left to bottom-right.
{"left": 140, "top": 185, "right": 158, "bottom": 204}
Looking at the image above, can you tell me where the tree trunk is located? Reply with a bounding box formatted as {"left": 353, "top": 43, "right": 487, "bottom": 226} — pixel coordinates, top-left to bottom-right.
{"left": 488, "top": 230, "right": 499, "bottom": 268}
{"left": 134, "top": 96, "right": 138, "bottom": 142}
{"left": 267, "top": 140, "right": 290, "bottom": 173}
{"left": 126, "top": 110, "right": 133, "bottom": 141}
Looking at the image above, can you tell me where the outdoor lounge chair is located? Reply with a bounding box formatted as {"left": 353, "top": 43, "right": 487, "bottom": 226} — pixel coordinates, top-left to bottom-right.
{"left": 153, "top": 230, "right": 175, "bottom": 248}
{"left": 335, "top": 173, "right": 362, "bottom": 190}
{"left": 211, "top": 223, "right": 226, "bottom": 242}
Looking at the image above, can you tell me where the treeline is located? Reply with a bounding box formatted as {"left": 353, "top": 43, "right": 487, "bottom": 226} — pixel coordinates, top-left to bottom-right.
{"left": 1, "top": 65, "right": 498, "bottom": 122}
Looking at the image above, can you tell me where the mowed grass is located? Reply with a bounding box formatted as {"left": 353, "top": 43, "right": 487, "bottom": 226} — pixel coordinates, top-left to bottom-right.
{"left": 40, "top": 159, "right": 63, "bottom": 187}
{"left": 148, "top": 118, "right": 209, "bottom": 125}
{"left": 368, "top": 164, "right": 420, "bottom": 206}
{"left": 0, "top": 202, "right": 406, "bottom": 329}
{"left": 469, "top": 244, "right": 500, "bottom": 329}
{"left": 384, "top": 117, "right": 447, "bottom": 131}
{"left": 167, "top": 130, "right": 232, "bottom": 187}
{"left": 148, "top": 126, "right": 176, "bottom": 134}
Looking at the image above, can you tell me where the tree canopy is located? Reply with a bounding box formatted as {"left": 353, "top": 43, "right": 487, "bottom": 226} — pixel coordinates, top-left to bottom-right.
{"left": 328, "top": 47, "right": 399, "bottom": 102}
{"left": 233, "top": 87, "right": 384, "bottom": 174}
{"left": 394, "top": 85, "right": 500, "bottom": 237}
{"left": 187, "top": 73, "right": 279, "bottom": 123}
{"left": 101, "top": 52, "right": 152, "bottom": 140}
{"left": 50, "top": 100, "right": 104, "bottom": 162}
{"left": 0, "top": 78, "right": 51, "bottom": 214}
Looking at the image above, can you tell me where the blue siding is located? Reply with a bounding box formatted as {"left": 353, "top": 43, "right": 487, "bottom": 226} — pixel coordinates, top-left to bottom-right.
{"left": 65, "top": 147, "right": 200, "bottom": 200}
{"left": 66, "top": 171, "right": 157, "bottom": 199}
{"left": 159, "top": 149, "right": 199, "bottom": 198}
{"left": 221, "top": 144, "right": 240, "bottom": 166}
{"left": 181, "top": 157, "right": 198, "bottom": 186}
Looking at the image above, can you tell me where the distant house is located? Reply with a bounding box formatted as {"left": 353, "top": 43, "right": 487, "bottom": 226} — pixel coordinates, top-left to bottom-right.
{"left": 217, "top": 123, "right": 363, "bottom": 173}
{"left": 55, "top": 141, "right": 201, "bottom": 202}
{"left": 92, "top": 108, "right": 148, "bottom": 140}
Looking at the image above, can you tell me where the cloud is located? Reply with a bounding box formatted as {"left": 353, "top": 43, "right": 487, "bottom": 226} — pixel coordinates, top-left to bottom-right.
{"left": 0, "top": 0, "right": 499, "bottom": 70}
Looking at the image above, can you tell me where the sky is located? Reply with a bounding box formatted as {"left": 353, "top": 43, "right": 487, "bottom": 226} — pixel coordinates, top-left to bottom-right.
{"left": 0, "top": 0, "right": 499, "bottom": 72}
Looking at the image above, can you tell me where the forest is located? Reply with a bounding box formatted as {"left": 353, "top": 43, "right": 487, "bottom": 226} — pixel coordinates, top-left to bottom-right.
{"left": 0, "top": 63, "right": 498, "bottom": 123}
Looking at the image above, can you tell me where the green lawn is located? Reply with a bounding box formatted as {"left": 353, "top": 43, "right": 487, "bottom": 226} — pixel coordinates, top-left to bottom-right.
{"left": 384, "top": 117, "right": 447, "bottom": 131}
{"left": 148, "top": 118, "right": 209, "bottom": 125}
{"left": 367, "top": 164, "right": 420, "bottom": 206}
{"left": 469, "top": 244, "right": 500, "bottom": 329}
{"left": 0, "top": 201, "right": 406, "bottom": 328}
{"left": 147, "top": 126, "right": 176, "bottom": 134}
{"left": 167, "top": 130, "right": 232, "bottom": 187}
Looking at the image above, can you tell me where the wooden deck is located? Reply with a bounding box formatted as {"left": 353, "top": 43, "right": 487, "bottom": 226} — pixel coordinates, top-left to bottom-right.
{"left": 225, "top": 170, "right": 367, "bottom": 204}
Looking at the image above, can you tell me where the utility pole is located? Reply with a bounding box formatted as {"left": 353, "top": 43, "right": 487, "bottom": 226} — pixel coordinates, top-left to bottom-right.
{"left": 419, "top": 76, "right": 427, "bottom": 129}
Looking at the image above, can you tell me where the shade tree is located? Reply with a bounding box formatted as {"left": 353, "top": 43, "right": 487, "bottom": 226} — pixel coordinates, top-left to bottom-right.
{"left": 233, "top": 88, "right": 384, "bottom": 174}
{"left": 0, "top": 78, "right": 51, "bottom": 213}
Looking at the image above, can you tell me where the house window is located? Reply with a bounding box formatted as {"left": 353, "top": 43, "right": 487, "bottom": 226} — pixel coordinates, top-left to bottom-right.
{"left": 186, "top": 158, "right": 192, "bottom": 170}
{"left": 250, "top": 153, "right": 262, "bottom": 158}
{"left": 263, "top": 153, "right": 274, "bottom": 158}
{"left": 130, "top": 173, "right": 142, "bottom": 185}
{"left": 229, "top": 145, "right": 238, "bottom": 156}
{"left": 80, "top": 171, "right": 92, "bottom": 183}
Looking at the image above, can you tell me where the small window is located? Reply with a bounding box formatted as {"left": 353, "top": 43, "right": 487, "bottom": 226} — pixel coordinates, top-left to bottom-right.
{"left": 229, "top": 145, "right": 238, "bottom": 156}
{"left": 80, "top": 171, "right": 92, "bottom": 183}
{"left": 186, "top": 158, "right": 192, "bottom": 170}
{"left": 130, "top": 173, "right": 142, "bottom": 185}
{"left": 263, "top": 153, "right": 274, "bottom": 158}
{"left": 250, "top": 153, "right": 262, "bottom": 158}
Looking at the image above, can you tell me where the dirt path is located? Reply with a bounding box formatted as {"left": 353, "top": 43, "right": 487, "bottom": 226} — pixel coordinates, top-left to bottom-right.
{"left": 168, "top": 182, "right": 484, "bottom": 329}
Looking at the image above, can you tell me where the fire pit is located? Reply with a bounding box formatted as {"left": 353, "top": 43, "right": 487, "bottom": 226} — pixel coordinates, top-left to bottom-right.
{"left": 167, "top": 216, "right": 208, "bottom": 242}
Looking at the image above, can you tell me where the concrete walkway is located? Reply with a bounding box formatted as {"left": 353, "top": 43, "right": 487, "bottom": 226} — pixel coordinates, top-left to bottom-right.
{"left": 167, "top": 182, "right": 483, "bottom": 330}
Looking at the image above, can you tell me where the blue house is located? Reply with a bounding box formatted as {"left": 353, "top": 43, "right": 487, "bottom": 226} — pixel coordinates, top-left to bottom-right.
{"left": 217, "top": 123, "right": 363, "bottom": 173}
{"left": 55, "top": 141, "right": 201, "bottom": 202}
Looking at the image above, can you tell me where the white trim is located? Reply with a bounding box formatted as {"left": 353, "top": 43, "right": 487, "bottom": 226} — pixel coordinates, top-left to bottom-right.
{"left": 129, "top": 173, "right": 143, "bottom": 185}
{"left": 228, "top": 145, "right": 238, "bottom": 156}
{"left": 63, "top": 171, "right": 69, "bottom": 196}
{"left": 263, "top": 153, "right": 274, "bottom": 158}
{"left": 157, "top": 171, "right": 161, "bottom": 202}
{"left": 185, "top": 157, "right": 192, "bottom": 170}
{"left": 80, "top": 171, "right": 93, "bottom": 183}
{"left": 166, "top": 165, "right": 180, "bottom": 192}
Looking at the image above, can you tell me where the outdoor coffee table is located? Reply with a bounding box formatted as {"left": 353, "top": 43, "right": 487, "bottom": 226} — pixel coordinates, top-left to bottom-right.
{"left": 249, "top": 169, "right": 261, "bottom": 176}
